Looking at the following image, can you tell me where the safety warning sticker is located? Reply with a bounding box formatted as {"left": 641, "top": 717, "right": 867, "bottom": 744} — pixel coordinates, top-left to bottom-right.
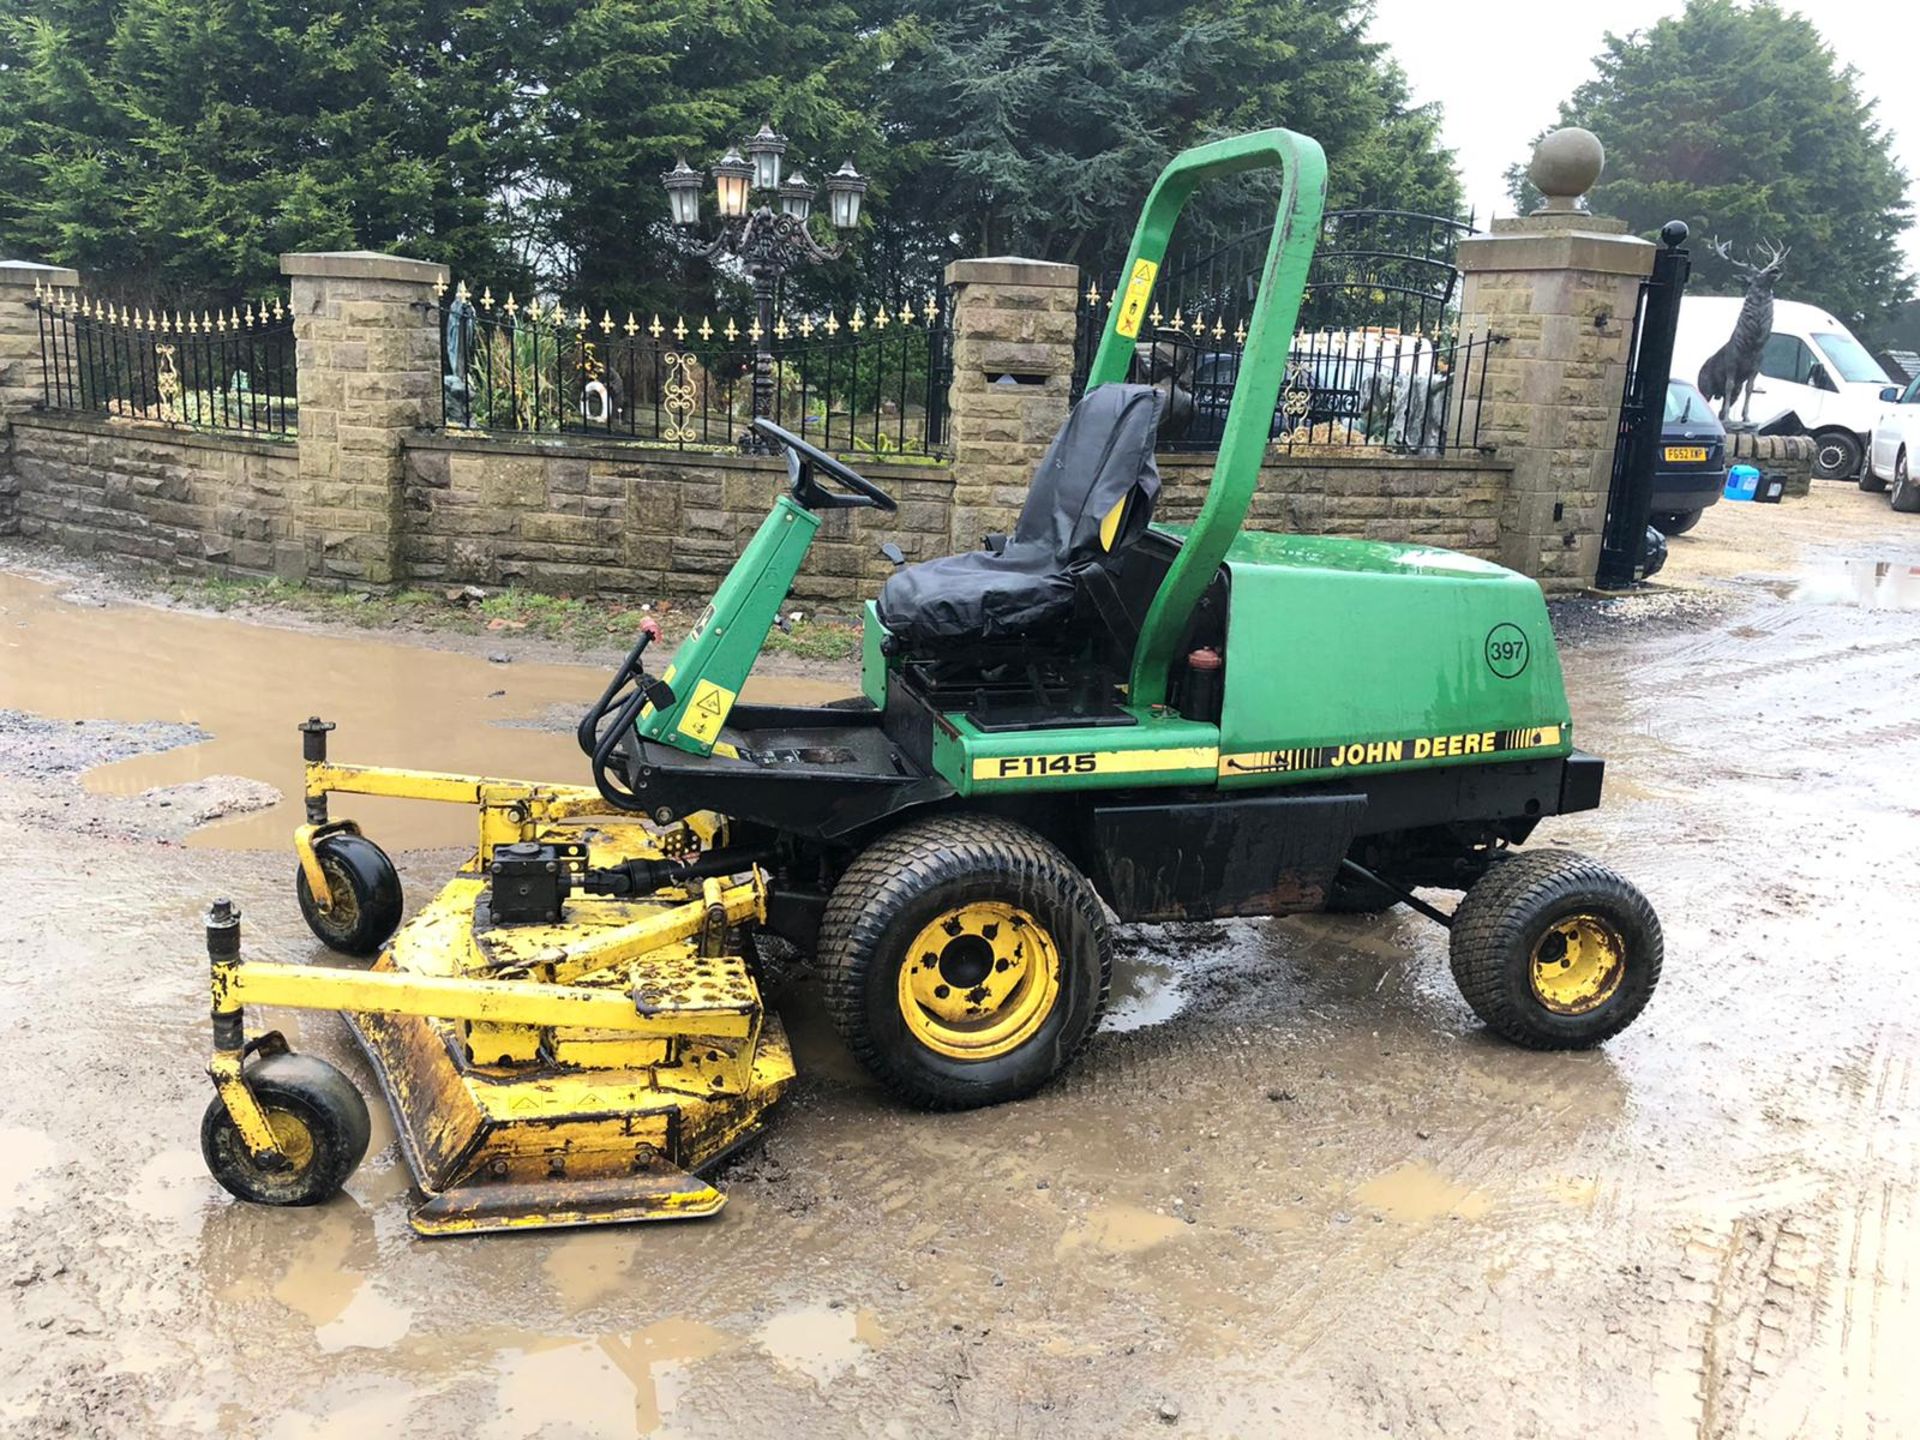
{"left": 675, "top": 678, "right": 737, "bottom": 747}
{"left": 1114, "top": 258, "right": 1159, "bottom": 339}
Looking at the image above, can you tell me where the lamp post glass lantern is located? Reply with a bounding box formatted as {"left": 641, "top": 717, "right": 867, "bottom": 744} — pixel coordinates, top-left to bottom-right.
{"left": 663, "top": 124, "right": 867, "bottom": 451}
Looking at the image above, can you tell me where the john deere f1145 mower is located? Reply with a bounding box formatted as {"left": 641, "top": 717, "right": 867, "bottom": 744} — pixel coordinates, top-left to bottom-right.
{"left": 197, "top": 127, "right": 1662, "bottom": 1234}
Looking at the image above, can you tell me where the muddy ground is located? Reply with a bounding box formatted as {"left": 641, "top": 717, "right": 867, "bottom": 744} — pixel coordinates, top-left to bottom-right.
{"left": 2, "top": 485, "right": 1918, "bottom": 1438}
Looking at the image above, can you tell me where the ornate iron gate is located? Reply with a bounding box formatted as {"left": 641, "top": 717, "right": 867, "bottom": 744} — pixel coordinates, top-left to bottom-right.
{"left": 1597, "top": 223, "right": 1693, "bottom": 588}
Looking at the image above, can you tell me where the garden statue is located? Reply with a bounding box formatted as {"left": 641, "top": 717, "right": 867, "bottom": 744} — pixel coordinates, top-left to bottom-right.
{"left": 443, "top": 292, "right": 475, "bottom": 426}
{"left": 1695, "top": 239, "right": 1789, "bottom": 427}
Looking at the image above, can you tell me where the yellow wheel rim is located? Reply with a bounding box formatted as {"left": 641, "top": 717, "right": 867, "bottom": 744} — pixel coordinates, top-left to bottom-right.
{"left": 266, "top": 1109, "right": 316, "bottom": 1174}
{"left": 1529, "top": 913, "right": 1627, "bottom": 1015}
{"left": 897, "top": 902, "right": 1062, "bottom": 1061}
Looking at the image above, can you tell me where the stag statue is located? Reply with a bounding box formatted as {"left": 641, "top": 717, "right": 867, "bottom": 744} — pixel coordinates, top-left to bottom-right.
{"left": 1696, "top": 239, "right": 1789, "bottom": 426}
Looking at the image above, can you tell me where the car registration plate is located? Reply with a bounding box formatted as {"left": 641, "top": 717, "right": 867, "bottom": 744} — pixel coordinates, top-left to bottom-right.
{"left": 1664, "top": 445, "right": 1708, "bottom": 462}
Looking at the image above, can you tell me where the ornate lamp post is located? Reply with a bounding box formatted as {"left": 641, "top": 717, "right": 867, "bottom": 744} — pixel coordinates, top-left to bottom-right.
{"left": 664, "top": 124, "right": 866, "bottom": 450}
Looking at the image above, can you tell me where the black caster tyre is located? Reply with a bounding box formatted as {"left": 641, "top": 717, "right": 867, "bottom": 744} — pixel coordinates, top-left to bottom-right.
{"left": 1652, "top": 508, "right": 1702, "bottom": 537}
{"left": 296, "top": 832, "right": 402, "bottom": 956}
{"left": 201, "top": 1053, "right": 372, "bottom": 1207}
{"left": 819, "top": 816, "right": 1111, "bottom": 1111}
{"left": 1891, "top": 452, "right": 1919, "bottom": 514}
{"left": 1448, "top": 850, "right": 1662, "bottom": 1050}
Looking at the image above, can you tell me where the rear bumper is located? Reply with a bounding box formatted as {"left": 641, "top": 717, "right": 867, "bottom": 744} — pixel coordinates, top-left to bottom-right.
{"left": 1559, "top": 749, "right": 1605, "bottom": 814}
{"left": 1652, "top": 466, "right": 1726, "bottom": 512}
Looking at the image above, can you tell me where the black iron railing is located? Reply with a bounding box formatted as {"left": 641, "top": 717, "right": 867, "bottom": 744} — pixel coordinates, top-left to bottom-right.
{"left": 1069, "top": 206, "right": 1495, "bottom": 454}
{"left": 32, "top": 287, "right": 296, "bottom": 437}
{"left": 1075, "top": 310, "right": 1500, "bottom": 456}
{"left": 438, "top": 285, "right": 952, "bottom": 459}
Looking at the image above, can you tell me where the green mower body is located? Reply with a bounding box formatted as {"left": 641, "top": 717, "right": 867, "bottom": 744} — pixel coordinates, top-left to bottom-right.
{"left": 601, "top": 123, "right": 1638, "bottom": 1003}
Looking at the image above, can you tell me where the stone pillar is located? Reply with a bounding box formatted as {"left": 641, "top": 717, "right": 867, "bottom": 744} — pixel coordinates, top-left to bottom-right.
{"left": 0, "top": 260, "right": 80, "bottom": 535}
{"left": 943, "top": 256, "right": 1080, "bottom": 548}
{"left": 1457, "top": 128, "right": 1655, "bottom": 590}
{"left": 281, "top": 250, "right": 446, "bottom": 587}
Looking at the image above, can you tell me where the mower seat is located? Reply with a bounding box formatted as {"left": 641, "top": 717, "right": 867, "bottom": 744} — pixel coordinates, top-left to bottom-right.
{"left": 877, "top": 383, "right": 1163, "bottom": 647}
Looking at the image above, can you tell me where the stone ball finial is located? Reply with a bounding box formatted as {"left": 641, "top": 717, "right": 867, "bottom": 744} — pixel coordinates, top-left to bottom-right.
{"left": 1528, "top": 127, "right": 1605, "bottom": 214}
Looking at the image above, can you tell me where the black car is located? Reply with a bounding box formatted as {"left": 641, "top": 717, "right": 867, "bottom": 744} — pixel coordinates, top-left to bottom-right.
{"left": 1652, "top": 379, "right": 1727, "bottom": 535}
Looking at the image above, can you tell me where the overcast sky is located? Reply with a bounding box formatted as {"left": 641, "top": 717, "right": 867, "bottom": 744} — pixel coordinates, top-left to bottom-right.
{"left": 1368, "top": 0, "right": 1920, "bottom": 274}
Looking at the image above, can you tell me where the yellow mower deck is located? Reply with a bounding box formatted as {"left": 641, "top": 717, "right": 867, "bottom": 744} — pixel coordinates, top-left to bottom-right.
{"left": 203, "top": 747, "right": 793, "bottom": 1236}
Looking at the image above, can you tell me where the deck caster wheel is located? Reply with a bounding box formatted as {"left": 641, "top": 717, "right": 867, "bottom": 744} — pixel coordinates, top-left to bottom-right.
{"left": 819, "top": 816, "right": 1110, "bottom": 1110}
{"left": 201, "top": 1053, "right": 372, "bottom": 1207}
{"left": 1448, "top": 850, "right": 1662, "bottom": 1050}
{"left": 296, "top": 833, "right": 402, "bottom": 956}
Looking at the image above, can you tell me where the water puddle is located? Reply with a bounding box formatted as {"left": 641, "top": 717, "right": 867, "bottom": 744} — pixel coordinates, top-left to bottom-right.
{"left": 754, "top": 1305, "right": 882, "bottom": 1386}
{"left": 262, "top": 1378, "right": 421, "bottom": 1440}
{"left": 269, "top": 1208, "right": 413, "bottom": 1352}
{"left": 482, "top": 1319, "right": 734, "bottom": 1438}
{"left": 1788, "top": 560, "right": 1920, "bottom": 611}
{"left": 1056, "top": 1201, "right": 1191, "bottom": 1256}
{"left": 125, "top": 1146, "right": 214, "bottom": 1229}
{"left": 544, "top": 1229, "right": 639, "bottom": 1309}
{"left": 1352, "top": 1161, "right": 1490, "bottom": 1224}
{"left": 1102, "top": 954, "right": 1189, "bottom": 1032}
{"left": 0, "top": 1127, "right": 60, "bottom": 1217}
{"left": 0, "top": 571, "right": 850, "bottom": 850}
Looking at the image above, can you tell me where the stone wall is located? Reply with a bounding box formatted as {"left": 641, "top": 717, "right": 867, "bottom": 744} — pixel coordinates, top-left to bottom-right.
{"left": 1156, "top": 452, "right": 1511, "bottom": 561}
{"left": 0, "top": 244, "right": 1659, "bottom": 599}
{"left": 396, "top": 438, "right": 1511, "bottom": 605}
{"left": 11, "top": 414, "right": 302, "bottom": 575}
{"left": 403, "top": 434, "right": 952, "bottom": 602}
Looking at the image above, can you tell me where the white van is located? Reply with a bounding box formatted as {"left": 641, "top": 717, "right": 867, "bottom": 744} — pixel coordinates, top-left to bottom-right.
{"left": 1671, "top": 296, "right": 1892, "bottom": 479}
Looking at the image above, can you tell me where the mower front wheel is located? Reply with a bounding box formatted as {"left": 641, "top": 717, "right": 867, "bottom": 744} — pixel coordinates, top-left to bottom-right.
{"left": 1448, "top": 850, "right": 1662, "bottom": 1050}
{"left": 819, "top": 816, "right": 1111, "bottom": 1110}
{"left": 295, "top": 833, "right": 402, "bottom": 956}
{"left": 201, "top": 1053, "right": 372, "bottom": 1207}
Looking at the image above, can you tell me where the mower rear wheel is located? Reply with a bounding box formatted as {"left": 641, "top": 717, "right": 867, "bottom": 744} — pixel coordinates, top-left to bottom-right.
{"left": 1448, "top": 850, "right": 1662, "bottom": 1050}
{"left": 819, "top": 816, "right": 1110, "bottom": 1110}
{"left": 296, "top": 833, "right": 402, "bottom": 956}
{"left": 201, "top": 1053, "right": 372, "bottom": 1207}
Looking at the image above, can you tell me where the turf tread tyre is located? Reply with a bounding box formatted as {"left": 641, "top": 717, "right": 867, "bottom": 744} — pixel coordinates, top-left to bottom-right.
{"left": 1449, "top": 849, "right": 1661, "bottom": 1051}
{"left": 819, "top": 815, "right": 1110, "bottom": 1111}
{"left": 1891, "top": 451, "right": 1918, "bottom": 513}
{"left": 295, "top": 833, "right": 403, "bottom": 956}
{"left": 200, "top": 1053, "right": 372, "bottom": 1207}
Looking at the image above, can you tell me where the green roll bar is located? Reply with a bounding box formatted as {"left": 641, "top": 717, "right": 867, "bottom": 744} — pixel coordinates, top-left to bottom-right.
{"left": 1083, "top": 128, "right": 1328, "bottom": 712}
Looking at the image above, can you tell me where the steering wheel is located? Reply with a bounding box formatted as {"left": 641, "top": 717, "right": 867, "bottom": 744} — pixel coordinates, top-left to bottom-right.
{"left": 750, "top": 418, "right": 897, "bottom": 512}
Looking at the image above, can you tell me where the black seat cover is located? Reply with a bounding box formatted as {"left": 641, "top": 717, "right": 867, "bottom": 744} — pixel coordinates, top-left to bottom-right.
{"left": 878, "top": 383, "right": 1163, "bottom": 646}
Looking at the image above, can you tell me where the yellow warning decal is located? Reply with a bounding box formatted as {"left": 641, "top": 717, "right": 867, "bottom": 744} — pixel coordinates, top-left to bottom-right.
{"left": 1114, "top": 258, "right": 1159, "bottom": 340}
{"left": 973, "top": 746, "right": 1215, "bottom": 782}
{"left": 1220, "top": 724, "right": 1565, "bottom": 777}
{"left": 675, "top": 678, "right": 737, "bottom": 747}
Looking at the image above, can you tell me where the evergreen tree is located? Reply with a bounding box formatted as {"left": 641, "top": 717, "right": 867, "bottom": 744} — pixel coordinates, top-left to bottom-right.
{"left": 877, "top": 0, "right": 1464, "bottom": 269}
{"left": 1509, "top": 0, "right": 1912, "bottom": 339}
{"left": 0, "top": 0, "right": 527, "bottom": 302}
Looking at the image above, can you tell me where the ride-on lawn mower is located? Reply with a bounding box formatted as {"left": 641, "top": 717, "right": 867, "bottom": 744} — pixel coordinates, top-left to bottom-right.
{"left": 198, "top": 128, "right": 1663, "bottom": 1234}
